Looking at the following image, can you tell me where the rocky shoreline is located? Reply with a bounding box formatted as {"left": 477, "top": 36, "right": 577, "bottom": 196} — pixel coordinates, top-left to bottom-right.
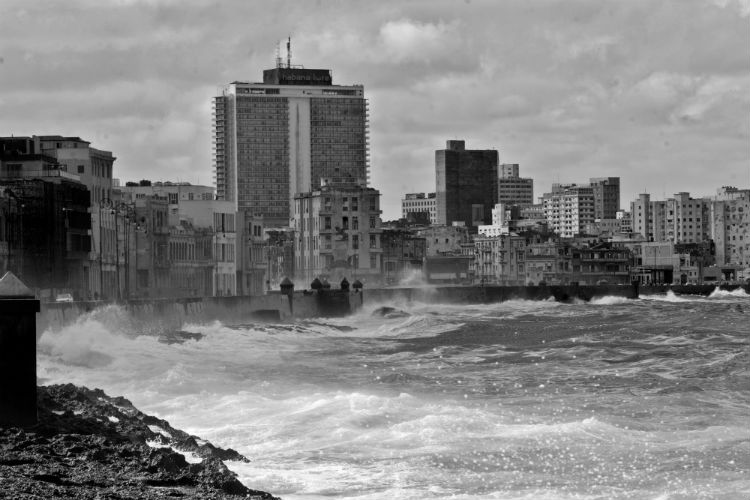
{"left": 0, "top": 384, "right": 279, "bottom": 499}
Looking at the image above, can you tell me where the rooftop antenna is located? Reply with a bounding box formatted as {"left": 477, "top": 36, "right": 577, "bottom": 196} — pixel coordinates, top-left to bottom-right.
{"left": 287, "top": 36, "right": 292, "bottom": 69}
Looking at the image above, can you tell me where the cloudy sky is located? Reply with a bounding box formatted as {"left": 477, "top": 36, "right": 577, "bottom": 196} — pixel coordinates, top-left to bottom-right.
{"left": 1, "top": 0, "right": 748, "bottom": 220}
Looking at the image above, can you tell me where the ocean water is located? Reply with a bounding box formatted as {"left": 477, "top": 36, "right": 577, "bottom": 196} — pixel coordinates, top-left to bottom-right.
{"left": 37, "top": 290, "right": 750, "bottom": 499}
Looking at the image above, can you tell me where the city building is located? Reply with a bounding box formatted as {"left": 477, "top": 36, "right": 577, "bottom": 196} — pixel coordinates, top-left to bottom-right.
{"left": 665, "top": 192, "right": 709, "bottom": 244}
{"left": 0, "top": 164, "right": 91, "bottom": 299}
{"left": 416, "top": 224, "right": 471, "bottom": 256}
{"left": 293, "top": 180, "right": 382, "bottom": 285}
{"left": 401, "top": 192, "right": 437, "bottom": 225}
{"left": 589, "top": 177, "right": 620, "bottom": 220}
{"left": 710, "top": 186, "right": 750, "bottom": 269}
{"left": 1, "top": 135, "right": 115, "bottom": 298}
{"left": 498, "top": 163, "right": 534, "bottom": 206}
{"left": 213, "top": 51, "right": 369, "bottom": 227}
{"left": 435, "top": 140, "right": 499, "bottom": 228}
{"left": 631, "top": 192, "right": 708, "bottom": 244}
{"left": 542, "top": 183, "right": 595, "bottom": 237}
{"left": 478, "top": 203, "right": 511, "bottom": 237}
{"left": 381, "top": 229, "right": 427, "bottom": 285}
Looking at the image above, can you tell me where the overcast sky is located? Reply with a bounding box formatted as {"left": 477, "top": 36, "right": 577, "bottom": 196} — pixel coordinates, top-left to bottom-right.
{"left": 1, "top": 0, "right": 748, "bottom": 220}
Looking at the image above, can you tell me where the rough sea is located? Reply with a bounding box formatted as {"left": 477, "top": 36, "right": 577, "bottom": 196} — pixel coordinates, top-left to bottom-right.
{"left": 37, "top": 289, "right": 750, "bottom": 499}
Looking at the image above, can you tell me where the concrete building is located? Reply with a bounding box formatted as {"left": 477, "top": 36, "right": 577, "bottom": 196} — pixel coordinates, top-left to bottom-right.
{"left": 179, "top": 200, "right": 238, "bottom": 296}
{"left": 478, "top": 203, "right": 511, "bottom": 237}
{"left": 665, "top": 192, "right": 709, "bottom": 244}
{"left": 401, "top": 192, "right": 437, "bottom": 225}
{"left": 0, "top": 167, "right": 91, "bottom": 300}
{"left": 121, "top": 184, "right": 239, "bottom": 297}
{"left": 1, "top": 136, "right": 115, "bottom": 299}
{"left": 710, "top": 186, "right": 750, "bottom": 268}
{"left": 616, "top": 210, "right": 632, "bottom": 233}
{"left": 416, "top": 224, "right": 471, "bottom": 256}
{"left": 293, "top": 180, "right": 382, "bottom": 285}
{"left": 542, "top": 184, "right": 596, "bottom": 237}
{"left": 381, "top": 229, "right": 427, "bottom": 285}
{"left": 213, "top": 57, "right": 369, "bottom": 227}
{"left": 590, "top": 177, "right": 620, "bottom": 220}
{"left": 473, "top": 233, "right": 527, "bottom": 285}
{"left": 435, "top": 140, "right": 499, "bottom": 228}
{"left": 631, "top": 192, "right": 708, "bottom": 244}
{"left": 498, "top": 163, "right": 534, "bottom": 206}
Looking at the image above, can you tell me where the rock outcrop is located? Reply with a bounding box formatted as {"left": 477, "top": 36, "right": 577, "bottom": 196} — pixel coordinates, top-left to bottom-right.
{"left": 0, "top": 384, "right": 279, "bottom": 499}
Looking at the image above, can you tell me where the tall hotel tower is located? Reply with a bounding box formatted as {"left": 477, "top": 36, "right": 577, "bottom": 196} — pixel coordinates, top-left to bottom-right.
{"left": 212, "top": 50, "right": 369, "bottom": 227}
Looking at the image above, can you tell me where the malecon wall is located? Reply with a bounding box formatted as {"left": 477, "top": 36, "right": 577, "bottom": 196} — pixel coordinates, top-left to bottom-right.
{"left": 37, "top": 289, "right": 364, "bottom": 336}
{"left": 364, "top": 283, "right": 640, "bottom": 305}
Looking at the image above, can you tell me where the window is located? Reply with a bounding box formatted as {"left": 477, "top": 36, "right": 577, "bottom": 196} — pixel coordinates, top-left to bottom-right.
{"left": 370, "top": 234, "right": 376, "bottom": 248}
{"left": 343, "top": 217, "right": 349, "bottom": 230}
{"left": 352, "top": 197, "right": 358, "bottom": 211}
{"left": 324, "top": 217, "right": 331, "bottom": 230}
{"left": 353, "top": 217, "right": 359, "bottom": 230}
{"left": 352, "top": 234, "right": 359, "bottom": 249}
{"left": 77, "top": 165, "right": 85, "bottom": 174}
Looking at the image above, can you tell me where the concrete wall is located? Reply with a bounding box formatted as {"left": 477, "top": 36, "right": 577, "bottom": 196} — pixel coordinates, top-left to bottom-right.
{"left": 37, "top": 289, "right": 364, "bottom": 335}
{"left": 364, "top": 283, "right": 639, "bottom": 305}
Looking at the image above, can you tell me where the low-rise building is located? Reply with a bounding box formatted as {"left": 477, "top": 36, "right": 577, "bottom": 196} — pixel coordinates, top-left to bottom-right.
{"left": 401, "top": 192, "right": 437, "bottom": 225}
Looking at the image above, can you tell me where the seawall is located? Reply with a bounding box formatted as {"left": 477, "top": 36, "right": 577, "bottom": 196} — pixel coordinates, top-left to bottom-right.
{"left": 643, "top": 283, "right": 750, "bottom": 296}
{"left": 37, "top": 290, "right": 363, "bottom": 336}
{"left": 364, "top": 283, "right": 639, "bottom": 305}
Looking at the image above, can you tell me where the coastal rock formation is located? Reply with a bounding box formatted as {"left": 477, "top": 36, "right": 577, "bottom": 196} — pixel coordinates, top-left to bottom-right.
{"left": 0, "top": 384, "right": 279, "bottom": 499}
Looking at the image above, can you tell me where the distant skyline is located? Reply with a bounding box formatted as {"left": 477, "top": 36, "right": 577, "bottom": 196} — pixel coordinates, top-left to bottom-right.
{"left": 1, "top": 0, "right": 748, "bottom": 220}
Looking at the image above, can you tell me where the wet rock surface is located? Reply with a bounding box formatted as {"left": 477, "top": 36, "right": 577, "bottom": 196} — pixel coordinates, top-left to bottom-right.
{"left": 0, "top": 384, "right": 279, "bottom": 499}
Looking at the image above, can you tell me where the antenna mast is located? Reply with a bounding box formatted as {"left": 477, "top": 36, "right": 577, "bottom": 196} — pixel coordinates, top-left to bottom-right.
{"left": 275, "top": 40, "right": 282, "bottom": 68}
{"left": 287, "top": 36, "right": 292, "bottom": 68}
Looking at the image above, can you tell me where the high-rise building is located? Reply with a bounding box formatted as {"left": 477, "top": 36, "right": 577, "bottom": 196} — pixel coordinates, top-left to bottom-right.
{"left": 435, "top": 140, "right": 499, "bottom": 228}
{"left": 213, "top": 57, "right": 369, "bottom": 227}
{"left": 498, "top": 164, "right": 534, "bottom": 205}
{"left": 589, "top": 177, "right": 620, "bottom": 219}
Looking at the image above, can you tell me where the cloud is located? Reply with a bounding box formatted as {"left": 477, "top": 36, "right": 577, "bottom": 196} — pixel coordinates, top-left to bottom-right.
{"left": 0, "top": 0, "right": 747, "bottom": 220}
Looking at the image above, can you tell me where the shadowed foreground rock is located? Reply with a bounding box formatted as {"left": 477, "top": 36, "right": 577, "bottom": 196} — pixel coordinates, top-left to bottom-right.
{"left": 0, "top": 384, "right": 279, "bottom": 499}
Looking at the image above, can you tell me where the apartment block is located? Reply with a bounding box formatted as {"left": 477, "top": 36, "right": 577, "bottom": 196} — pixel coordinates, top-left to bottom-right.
{"left": 710, "top": 186, "right": 750, "bottom": 268}
{"left": 293, "top": 180, "right": 382, "bottom": 285}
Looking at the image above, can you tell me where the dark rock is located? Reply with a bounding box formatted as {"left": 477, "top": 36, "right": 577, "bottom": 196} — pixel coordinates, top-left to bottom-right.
{"left": 0, "top": 384, "right": 280, "bottom": 499}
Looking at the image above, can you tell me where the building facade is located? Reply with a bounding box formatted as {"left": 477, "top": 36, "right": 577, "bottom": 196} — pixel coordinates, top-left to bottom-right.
{"left": 542, "top": 184, "right": 596, "bottom": 237}
{"left": 435, "top": 140, "right": 499, "bottom": 228}
{"left": 498, "top": 163, "right": 534, "bottom": 206}
{"left": 213, "top": 63, "right": 369, "bottom": 227}
{"left": 401, "top": 192, "right": 437, "bottom": 225}
{"left": 710, "top": 187, "right": 750, "bottom": 268}
{"left": 590, "top": 177, "right": 620, "bottom": 220}
{"left": 293, "top": 181, "right": 382, "bottom": 285}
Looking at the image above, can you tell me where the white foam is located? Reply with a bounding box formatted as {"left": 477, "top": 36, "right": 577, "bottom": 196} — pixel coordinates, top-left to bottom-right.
{"left": 589, "top": 295, "right": 632, "bottom": 305}
{"left": 708, "top": 287, "right": 749, "bottom": 298}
